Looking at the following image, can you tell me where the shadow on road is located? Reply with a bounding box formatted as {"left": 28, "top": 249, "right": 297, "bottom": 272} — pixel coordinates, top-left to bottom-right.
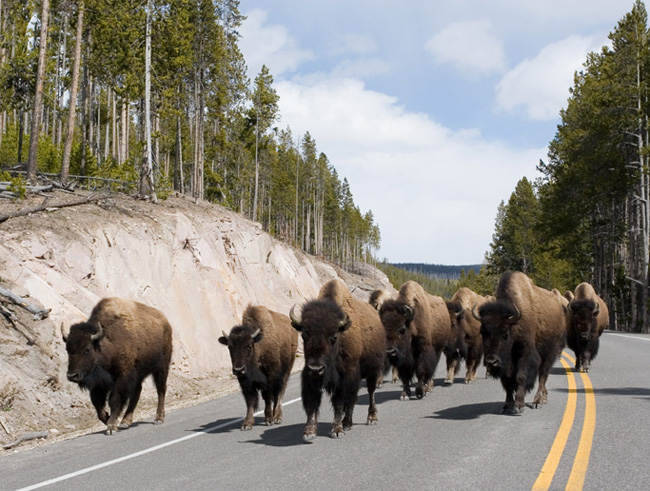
{"left": 246, "top": 422, "right": 333, "bottom": 447}
{"left": 428, "top": 401, "right": 504, "bottom": 420}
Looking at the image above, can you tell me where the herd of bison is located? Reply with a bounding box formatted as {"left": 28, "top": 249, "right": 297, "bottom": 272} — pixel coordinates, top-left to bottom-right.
{"left": 61, "top": 271, "right": 608, "bottom": 442}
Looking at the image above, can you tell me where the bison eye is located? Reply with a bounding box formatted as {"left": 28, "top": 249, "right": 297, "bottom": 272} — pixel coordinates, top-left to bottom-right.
{"left": 501, "top": 331, "right": 509, "bottom": 341}
{"left": 329, "top": 335, "right": 338, "bottom": 345}
{"left": 398, "top": 327, "right": 406, "bottom": 335}
{"left": 84, "top": 347, "right": 92, "bottom": 355}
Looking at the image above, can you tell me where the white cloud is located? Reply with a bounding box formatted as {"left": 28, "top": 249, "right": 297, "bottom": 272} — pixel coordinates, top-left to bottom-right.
{"left": 239, "top": 9, "right": 314, "bottom": 78}
{"left": 276, "top": 78, "right": 544, "bottom": 263}
{"left": 424, "top": 20, "right": 506, "bottom": 76}
{"left": 496, "top": 35, "right": 607, "bottom": 121}
{"left": 327, "top": 33, "right": 377, "bottom": 56}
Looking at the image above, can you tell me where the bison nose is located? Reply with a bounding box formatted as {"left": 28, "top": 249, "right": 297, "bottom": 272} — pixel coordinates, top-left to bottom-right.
{"left": 484, "top": 356, "right": 499, "bottom": 368}
{"left": 580, "top": 332, "right": 590, "bottom": 340}
{"left": 233, "top": 366, "right": 246, "bottom": 377}
{"left": 67, "top": 372, "right": 82, "bottom": 382}
{"left": 306, "top": 364, "right": 325, "bottom": 376}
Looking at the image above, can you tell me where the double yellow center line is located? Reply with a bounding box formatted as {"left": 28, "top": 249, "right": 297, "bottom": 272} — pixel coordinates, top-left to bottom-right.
{"left": 532, "top": 352, "right": 596, "bottom": 490}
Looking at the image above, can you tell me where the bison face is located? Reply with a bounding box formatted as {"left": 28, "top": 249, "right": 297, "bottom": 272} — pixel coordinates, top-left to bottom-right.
{"left": 62, "top": 322, "right": 105, "bottom": 385}
{"left": 379, "top": 301, "right": 413, "bottom": 364}
{"left": 219, "top": 325, "right": 263, "bottom": 378}
{"left": 569, "top": 300, "right": 599, "bottom": 342}
{"left": 290, "top": 300, "right": 351, "bottom": 378}
{"left": 474, "top": 302, "right": 520, "bottom": 377}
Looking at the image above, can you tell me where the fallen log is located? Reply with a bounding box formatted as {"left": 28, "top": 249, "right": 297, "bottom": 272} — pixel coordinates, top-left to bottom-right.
{"left": 0, "top": 193, "right": 103, "bottom": 224}
{"left": 2, "top": 431, "right": 49, "bottom": 450}
{"left": 0, "top": 182, "right": 54, "bottom": 193}
{"left": 0, "top": 286, "right": 51, "bottom": 320}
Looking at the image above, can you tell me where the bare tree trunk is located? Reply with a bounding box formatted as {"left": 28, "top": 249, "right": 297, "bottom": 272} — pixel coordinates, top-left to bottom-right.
{"left": 140, "top": 0, "right": 156, "bottom": 201}
{"left": 26, "top": 0, "right": 50, "bottom": 182}
{"left": 60, "top": 1, "right": 84, "bottom": 185}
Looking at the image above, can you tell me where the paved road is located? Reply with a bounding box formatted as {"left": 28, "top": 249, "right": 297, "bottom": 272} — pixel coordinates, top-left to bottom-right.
{"left": 1, "top": 332, "right": 649, "bottom": 490}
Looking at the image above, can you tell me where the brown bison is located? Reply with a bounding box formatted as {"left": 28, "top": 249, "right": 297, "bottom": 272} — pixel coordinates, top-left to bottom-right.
{"left": 290, "top": 279, "right": 386, "bottom": 442}
{"left": 61, "top": 298, "right": 173, "bottom": 434}
{"left": 219, "top": 305, "right": 298, "bottom": 430}
{"left": 567, "top": 282, "right": 609, "bottom": 372}
{"left": 445, "top": 287, "right": 490, "bottom": 384}
{"left": 472, "top": 272, "right": 566, "bottom": 414}
{"left": 372, "top": 281, "right": 450, "bottom": 400}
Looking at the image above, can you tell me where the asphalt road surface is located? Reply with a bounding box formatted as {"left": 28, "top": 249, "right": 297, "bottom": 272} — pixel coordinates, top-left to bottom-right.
{"left": 2, "top": 331, "right": 649, "bottom": 491}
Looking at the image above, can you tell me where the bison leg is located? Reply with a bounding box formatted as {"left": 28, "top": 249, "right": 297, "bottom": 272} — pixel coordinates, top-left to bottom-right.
{"left": 272, "top": 374, "right": 289, "bottom": 425}
{"left": 365, "top": 374, "right": 379, "bottom": 425}
{"left": 261, "top": 389, "right": 274, "bottom": 426}
{"left": 465, "top": 357, "right": 479, "bottom": 383}
{"left": 301, "top": 372, "right": 322, "bottom": 442}
{"left": 152, "top": 366, "right": 169, "bottom": 425}
{"left": 444, "top": 357, "right": 458, "bottom": 385}
{"left": 241, "top": 389, "right": 259, "bottom": 430}
{"left": 90, "top": 387, "right": 109, "bottom": 424}
{"left": 119, "top": 382, "right": 143, "bottom": 429}
{"left": 106, "top": 382, "right": 130, "bottom": 435}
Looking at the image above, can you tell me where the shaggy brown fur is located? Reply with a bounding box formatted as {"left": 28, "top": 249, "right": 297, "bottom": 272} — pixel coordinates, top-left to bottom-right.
{"left": 475, "top": 272, "right": 566, "bottom": 414}
{"left": 445, "top": 287, "right": 490, "bottom": 384}
{"left": 62, "top": 298, "right": 173, "bottom": 434}
{"left": 291, "top": 279, "right": 386, "bottom": 442}
{"left": 567, "top": 282, "right": 609, "bottom": 372}
{"left": 219, "top": 305, "right": 298, "bottom": 430}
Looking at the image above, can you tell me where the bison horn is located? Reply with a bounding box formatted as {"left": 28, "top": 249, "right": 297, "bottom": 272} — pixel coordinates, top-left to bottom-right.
{"left": 338, "top": 313, "right": 352, "bottom": 331}
{"left": 289, "top": 304, "right": 302, "bottom": 327}
{"left": 251, "top": 328, "right": 261, "bottom": 339}
{"left": 509, "top": 304, "right": 522, "bottom": 323}
{"left": 60, "top": 323, "right": 69, "bottom": 342}
{"left": 471, "top": 303, "right": 481, "bottom": 321}
{"left": 90, "top": 323, "right": 104, "bottom": 341}
{"left": 593, "top": 303, "right": 599, "bottom": 316}
{"left": 402, "top": 305, "right": 414, "bottom": 322}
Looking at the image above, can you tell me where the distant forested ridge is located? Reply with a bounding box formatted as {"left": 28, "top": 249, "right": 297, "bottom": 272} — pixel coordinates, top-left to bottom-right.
{"left": 391, "top": 263, "right": 482, "bottom": 280}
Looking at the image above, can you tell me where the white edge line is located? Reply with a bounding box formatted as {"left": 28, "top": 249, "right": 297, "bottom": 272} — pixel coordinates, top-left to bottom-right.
{"left": 16, "top": 397, "right": 303, "bottom": 491}
{"left": 605, "top": 332, "right": 650, "bottom": 342}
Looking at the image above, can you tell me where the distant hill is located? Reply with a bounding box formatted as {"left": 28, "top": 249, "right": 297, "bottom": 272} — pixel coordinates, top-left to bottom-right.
{"left": 390, "top": 263, "right": 483, "bottom": 280}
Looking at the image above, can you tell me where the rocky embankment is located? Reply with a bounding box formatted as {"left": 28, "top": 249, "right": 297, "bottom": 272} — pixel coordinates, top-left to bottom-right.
{"left": 0, "top": 190, "right": 395, "bottom": 452}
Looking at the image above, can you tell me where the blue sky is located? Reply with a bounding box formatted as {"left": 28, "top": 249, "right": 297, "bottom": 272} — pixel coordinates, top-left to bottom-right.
{"left": 237, "top": 0, "right": 634, "bottom": 265}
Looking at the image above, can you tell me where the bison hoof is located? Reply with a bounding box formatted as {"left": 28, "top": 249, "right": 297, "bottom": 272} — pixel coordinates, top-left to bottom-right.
{"left": 273, "top": 418, "right": 282, "bottom": 425}
{"left": 415, "top": 388, "right": 424, "bottom": 399}
{"left": 241, "top": 424, "right": 253, "bottom": 431}
{"left": 118, "top": 422, "right": 130, "bottom": 430}
{"left": 303, "top": 431, "right": 317, "bottom": 442}
{"left": 105, "top": 426, "right": 118, "bottom": 435}
{"left": 367, "top": 417, "right": 378, "bottom": 426}
{"left": 443, "top": 378, "right": 453, "bottom": 386}
{"left": 330, "top": 429, "right": 345, "bottom": 439}
{"left": 153, "top": 419, "right": 164, "bottom": 425}
{"left": 399, "top": 393, "right": 410, "bottom": 401}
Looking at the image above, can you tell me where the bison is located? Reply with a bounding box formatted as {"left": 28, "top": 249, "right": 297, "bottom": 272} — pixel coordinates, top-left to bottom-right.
{"left": 290, "top": 279, "right": 386, "bottom": 442}
{"left": 372, "top": 281, "right": 450, "bottom": 400}
{"left": 219, "top": 305, "right": 298, "bottom": 430}
{"left": 472, "top": 272, "right": 566, "bottom": 414}
{"left": 61, "top": 298, "right": 173, "bottom": 434}
{"left": 445, "top": 287, "right": 490, "bottom": 384}
{"left": 567, "top": 282, "right": 609, "bottom": 372}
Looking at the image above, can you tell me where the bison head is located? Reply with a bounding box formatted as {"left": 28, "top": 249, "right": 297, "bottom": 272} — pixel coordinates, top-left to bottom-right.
{"left": 290, "top": 300, "right": 351, "bottom": 379}
{"left": 568, "top": 299, "right": 599, "bottom": 342}
{"left": 219, "top": 325, "right": 263, "bottom": 378}
{"left": 61, "top": 321, "right": 106, "bottom": 387}
{"left": 473, "top": 301, "right": 520, "bottom": 377}
{"left": 377, "top": 299, "right": 414, "bottom": 364}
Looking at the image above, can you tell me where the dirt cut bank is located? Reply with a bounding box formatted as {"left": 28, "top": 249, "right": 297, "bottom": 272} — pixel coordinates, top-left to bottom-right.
{"left": 0, "top": 190, "right": 395, "bottom": 453}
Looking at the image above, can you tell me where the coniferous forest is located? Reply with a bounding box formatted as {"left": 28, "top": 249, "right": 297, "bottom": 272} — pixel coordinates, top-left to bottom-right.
{"left": 483, "top": 1, "right": 650, "bottom": 333}
{"left": 4, "top": 1, "right": 650, "bottom": 332}
{"left": 0, "top": 0, "right": 379, "bottom": 269}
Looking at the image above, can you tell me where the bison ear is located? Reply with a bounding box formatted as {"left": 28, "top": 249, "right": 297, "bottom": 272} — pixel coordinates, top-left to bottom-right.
{"left": 218, "top": 331, "right": 229, "bottom": 346}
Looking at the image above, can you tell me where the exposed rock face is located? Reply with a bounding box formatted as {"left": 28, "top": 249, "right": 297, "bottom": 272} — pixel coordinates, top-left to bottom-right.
{"left": 0, "top": 192, "right": 395, "bottom": 449}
